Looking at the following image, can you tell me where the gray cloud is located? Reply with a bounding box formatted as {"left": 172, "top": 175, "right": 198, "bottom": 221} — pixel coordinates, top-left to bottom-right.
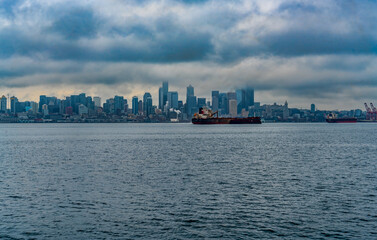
{"left": 0, "top": 0, "right": 377, "bottom": 109}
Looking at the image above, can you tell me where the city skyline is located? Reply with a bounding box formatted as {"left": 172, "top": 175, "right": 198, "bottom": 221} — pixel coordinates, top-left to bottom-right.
{"left": 1, "top": 1, "right": 377, "bottom": 109}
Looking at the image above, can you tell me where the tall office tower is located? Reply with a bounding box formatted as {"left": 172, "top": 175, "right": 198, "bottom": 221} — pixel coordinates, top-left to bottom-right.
{"left": 229, "top": 99, "right": 237, "bottom": 117}
{"left": 93, "top": 97, "right": 101, "bottom": 107}
{"left": 197, "top": 98, "right": 206, "bottom": 108}
{"left": 132, "top": 96, "right": 138, "bottom": 115}
{"left": 158, "top": 87, "right": 163, "bottom": 110}
{"left": 162, "top": 82, "right": 169, "bottom": 109}
{"left": 187, "top": 85, "right": 194, "bottom": 98}
{"left": 143, "top": 92, "right": 152, "bottom": 115}
{"left": 167, "top": 91, "right": 178, "bottom": 109}
{"left": 311, "top": 104, "right": 315, "bottom": 113}
{"left": 70, "top": 95, "right": 80, "bottom": 114}
{"left": 144, "top": 96, "right": 153, "bottom": 116}
{"left": 10, "top": 96, "right": 18, "bottom": 114}
{"left": 138, "top": 100, "right": 143, "bottom": 114}
{"left": 39, "top": 95, "right": 47, "bottom": 113}
{"left": 86, "top": 96, "right": 94, "bottom": 111}
{"left": 218, "top": 93, "right": 228, "bottom": 115}
{"left": 0, "top": 95, "right": 7, "bottom": 112}
{"left": 244, "top": 87, "right": 254, "bottom": 108}
{"left": 236, "top": 89, "right": 245, "bottom": 114}
{"left": 211, "top": 91, "right": 219, "bottom": 111}
{"left": 187, "top": 96, "right": 197, "bottom": 116}
{"left": 79, "top": 93, "right": 87, "bottom": 106}
{"left": 114, "top": 96, "right": 125, "bottom": 114}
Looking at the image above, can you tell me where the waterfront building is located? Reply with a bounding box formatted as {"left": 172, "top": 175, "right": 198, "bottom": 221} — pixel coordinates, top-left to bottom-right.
{"left": 132, "top": 96, "right": 138, "bottom": 115}
{"left": 0, "top": 95, "right": 7, "bottom": 112}
{"left": 186, "top": 85, "right": 196, "bottom": 116}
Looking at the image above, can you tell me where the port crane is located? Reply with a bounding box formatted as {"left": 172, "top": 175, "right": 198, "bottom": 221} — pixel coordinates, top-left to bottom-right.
{"left": 364, "top": 103, "right": 373, "bottom": 120}
{"left": 370, "top": 103, "right": 377, "bottom": 121}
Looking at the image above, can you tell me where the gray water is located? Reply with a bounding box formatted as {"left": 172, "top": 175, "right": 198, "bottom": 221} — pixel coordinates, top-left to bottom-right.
{"left": 0, "top": 123, "right": 376, "bottom": 239}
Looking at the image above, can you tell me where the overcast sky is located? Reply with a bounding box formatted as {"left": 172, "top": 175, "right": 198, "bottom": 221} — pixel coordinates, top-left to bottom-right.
{"left": 1, "top": 0, "right": 376, "bottom": 109}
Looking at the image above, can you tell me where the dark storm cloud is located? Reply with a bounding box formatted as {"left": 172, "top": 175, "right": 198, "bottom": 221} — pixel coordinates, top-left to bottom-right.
{"left": 1, "top": 0, "right": 376, "bottom": 63}
{"left": 48, "top": 8, "right": 99, "bottom": 40}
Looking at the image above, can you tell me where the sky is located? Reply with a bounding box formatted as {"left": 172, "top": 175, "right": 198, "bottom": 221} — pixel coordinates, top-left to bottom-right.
{"left": 0, "top": 0, "right": 376, "bottom": 110}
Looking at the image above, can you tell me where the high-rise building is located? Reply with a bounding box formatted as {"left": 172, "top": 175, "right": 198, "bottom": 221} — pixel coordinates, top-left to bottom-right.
{"left": 39, "top": 95, "right": 47, "bottom": 113}
{"left": 187, "top": 85, "right": 194, "bottom": 98}
{"left": 211, "top": 91, "right": 219, "bottom": 111}
{"left": 143, "top": 92, "right": 152, "bottom": 115}
{"left": 10, "top": 96, "right": 18, "bottom": 114}
{"left": 311, "top": 104, "right": 315, "bottom": 113}
{"left": 245, "top": 87, "right": 254, "bottom": 108}
{"left": 138, "top": 100, "right": 143, "bottom": 114}
{"left": 229, "top": 99, "right": 237, "bottom": 117}
{"left": 93, "top": 97, "right": 101, "bottom": 107}
{"left": 114, "top": 96, "right": 125, "bottom": 114}
{"left": 0, "top": 95, "right": 7, "bottom": 112}
{"left": 132, "top": 96, "right": 138, "bottom": 115}
{"left": 219, "top": 93, "right": 228, "bottom": 115}
{"left": 167, "top": 91, "right": 178, "bottom": 109}
{"left": 197, "top": 98, "right": 206, "bottom": 108}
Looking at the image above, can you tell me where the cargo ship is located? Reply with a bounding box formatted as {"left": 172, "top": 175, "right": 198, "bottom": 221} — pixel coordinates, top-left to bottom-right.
{"left": 192, "top": 108, "right": 261, "bottom": 124}
{"left": 326, "top": 113, "right": 357, "bottom": 123}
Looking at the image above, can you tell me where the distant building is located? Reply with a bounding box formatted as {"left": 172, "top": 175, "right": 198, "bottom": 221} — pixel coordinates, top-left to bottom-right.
{"left": 159, "top": 82, "right": 168, "bottom": 110}
{"left": 186, "top": 85, "right": 196, "bottom": 116}
{"left": 42, "top": 104, "right": 49, "bottom": 116}
{"left": 78, "top": 104, "right": 88, "bottom": 115}
{"left": 132, "top": 96, "right": 138, "bottom": 115}
{"left": 10, "top": 96, "right": 18, "bottom": 114}
{"left": 143, "top": 92, "right": 153, "bottom": 116}
{"left": 138, "top": 100, "right": 143, "bottom": 114}
{"left": 211, "top": 91, "right": 219, "bottom": 111}
{"left": 229, "top": 99, "right": 237, "bottom": 117}
{"left": 197, "top": 98, "right": 206, "bottom": 108}
{"left": 93, "top": 97, "right": 101, "bottom": 107}
{"left": 167, "top": 91, "right": 178, "bottom": 109}
{"left": 114, "top": 96, "right": 125, "bottom": 115}
{"left": 0, "top": 95, "right": 7, "bottom": 112}
{"left": 311, "top": 104, "right": 315, "bottom": 113}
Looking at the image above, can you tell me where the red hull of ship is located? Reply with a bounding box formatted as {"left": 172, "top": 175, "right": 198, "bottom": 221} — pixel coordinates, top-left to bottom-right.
{"left": 192, "top": 117, "right": 261, "bottom": 124}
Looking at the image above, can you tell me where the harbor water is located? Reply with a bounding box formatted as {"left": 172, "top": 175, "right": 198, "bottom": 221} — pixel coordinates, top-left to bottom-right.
{"left": 0, "top": 123, "right": 376, "bottom": 239}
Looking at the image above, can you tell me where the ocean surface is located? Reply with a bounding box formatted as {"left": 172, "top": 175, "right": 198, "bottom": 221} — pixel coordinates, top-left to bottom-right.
{"left": 0, "top": 123, "right": 376, "bottom": 239}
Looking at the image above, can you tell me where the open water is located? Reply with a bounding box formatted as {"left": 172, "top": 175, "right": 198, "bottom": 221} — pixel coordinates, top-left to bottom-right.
{"left": 0, "top": 123, "right": 376, "bottom": 239}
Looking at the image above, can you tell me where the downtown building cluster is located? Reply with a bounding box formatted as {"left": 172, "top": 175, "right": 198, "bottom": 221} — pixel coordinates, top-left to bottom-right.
{"left": 0, "top": 82, "right": 256, "bottom": 123}
{"left": 0, "top": 82, "right": 365, "bottom": 123}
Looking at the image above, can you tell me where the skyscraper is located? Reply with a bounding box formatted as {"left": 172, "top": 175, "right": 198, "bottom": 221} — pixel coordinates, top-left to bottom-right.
{"left": 114, "top": 96, "right": 125, "bottom": 114}
{"left": 143, "top": 92, "right": 153, "bottom": 116}
{"left": 311, "top": 104, "right": 315, "bottom": 113}
{"left": 211, "top": 91, "right": 219, "bottom": 111}
{"left": 197, "top": 98, "right": 206, "bottom": 108}
{"left": 245, "top": 88, "right": 254, "bottom": 108}
{"left": 0, "top": 95, "right": 7, "bottom": 112}
{"left": 132, "top": 96, "right": 138, "bottom": 115}
{"left": 93, "top": 97, "right": 101, "bottom": 107}
{"left": 167, "top": 91, "right": 178, "bottom": 109}
{"left": 10, "top": 96, "right": 18, "bottom": 114}
{"left": 186, "top": 85, "right": 196, "bottom": 116}
{"left": 229, "top": 99, "right": 237, "bottom": 117}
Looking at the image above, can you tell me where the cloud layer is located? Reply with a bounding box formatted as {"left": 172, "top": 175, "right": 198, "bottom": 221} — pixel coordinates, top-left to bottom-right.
{"left": 1, "top": 0, "right": 377, "bottom": 109}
